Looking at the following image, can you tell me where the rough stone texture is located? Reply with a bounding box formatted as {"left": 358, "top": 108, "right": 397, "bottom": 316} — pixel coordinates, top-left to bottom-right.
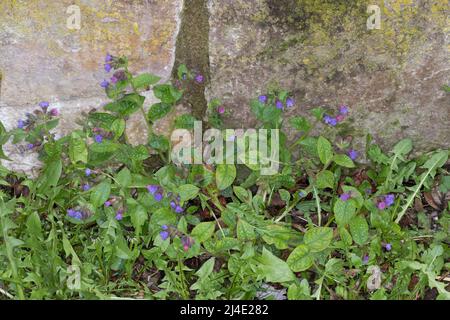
{"left": 0, "top": 0, "right": 184, "bottom": 172}
{"left": 206, "top": 0, "right": 450, "bottom": 152}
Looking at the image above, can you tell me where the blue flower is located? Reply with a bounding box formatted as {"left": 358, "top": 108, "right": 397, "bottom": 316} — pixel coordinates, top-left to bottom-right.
{"left": 339, "top": 105, "right": 349, "bottom": 115}
{"left": 27, "top": 143, "right": 34, "bottom": 150}
{"left": 147, "top": 185, "right": 158, "bottom": 194}
{"left": 82, "top": 184, "right": 90, "bottom": 191}
{"left": 385, "top": 194, "right": 395, "bottom": 207}
{"left": 100, "top": 80, "right": 109, "bottom": 88}
{"left": 39, "top": 101, "right": 49, "bottom": 108}
{"left": 67, "top": 209, "right": 83, "bottom": 220}
{"left": 160, "top": 231, "right": 169, "bottom": 241}
{"left": 105, "top": 53, "right": 113, "bottom": 63}
{"left": 384, "top": 243, "right": 392, "bottom": 251}
{"left": 85, "top": 168, "right": 92, "bottom": 177}
{"left": 104, "top": 64, "right": 112, "bottom": 73}
{"left": 17, "top": 119, "right": 25, "bottom": 129}
{"left": 275, "top": 100, "right": 283, "bottom": 109}
{"left": 258, "top": 95, "right": 267, "bottom": 104}
{"left": 161, "top": 225, "right": 168, "bottom": 231}
{"left": 94, "top": 135, "right": 103, "bottom": 143}
{"left": 175, "top": 206, "right": 184, "bottom": 214}
{"left": 286, "top": 97, "right": 294, "bottom": 108}
{"left": 348, "top": 149, "right": 358, "bottom": 161}
{"left": 170, "top": 201, "right": 177, "bottom": 209}
{"left": 104, "top": 201, "right": 112, "bottom": 207}
{"left": 115, "top": 210, "right": 124, "bottom": 221}
{"left": 340, "top": 192, "right": 351, "bottom": 201}
{"left": 195, "top": 74, "right": 204, "bottom": 84}
{"left": 154, "top": 193, "right": 163, "bottom": 202}
{"left": 323, "top": 115, "right": 337, "bottom": 127}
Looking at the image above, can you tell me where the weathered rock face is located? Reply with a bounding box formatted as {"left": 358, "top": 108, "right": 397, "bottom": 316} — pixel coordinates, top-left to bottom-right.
{"left": 0, "top": 0, "right": 183, "bottom": 172}
{"left": 0, "top": 0, "right": 448, "bottom": 175}
{"left": 206, "top": 0, "right": 450, "bottom": 152}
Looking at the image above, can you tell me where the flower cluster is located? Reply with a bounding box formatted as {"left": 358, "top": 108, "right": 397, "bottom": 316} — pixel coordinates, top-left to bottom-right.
{"left": 67, "top": 208, "right": 89, "bottom": 220}
{"left": 377, "top": 194, "right": 395, "bottom": 210}
{"left": 323, "top": 105, "right": 349, "bottom": 127}
{"left": 258, "top": 94, "right": 295, "bottom": 110}
{"left": 147, "top": 185, "right": 164, "bottom": 202}
{"left": 100, "top": 54, "right": 128, "bottom": 88}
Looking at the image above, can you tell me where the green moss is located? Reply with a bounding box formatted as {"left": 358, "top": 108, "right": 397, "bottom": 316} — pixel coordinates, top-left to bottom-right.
{"left": 171, "top": 0, "right": 210, "bottom": 121}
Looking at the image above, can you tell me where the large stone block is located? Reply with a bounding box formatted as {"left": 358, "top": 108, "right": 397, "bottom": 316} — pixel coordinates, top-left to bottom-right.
{"left": 206, "top": 0, "right": 450, "bottom": 152}
{"left": 0, "top": 0, "right": 184, "bottom": 173}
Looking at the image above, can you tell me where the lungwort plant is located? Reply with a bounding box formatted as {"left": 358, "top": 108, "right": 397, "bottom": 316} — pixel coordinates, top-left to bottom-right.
{"left": 0, "top": 55, "right": 448, "bottom": 300}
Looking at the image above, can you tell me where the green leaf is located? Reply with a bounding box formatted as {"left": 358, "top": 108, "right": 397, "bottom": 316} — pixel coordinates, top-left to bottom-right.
{"left": 191, "top": 221, "right": 216, "bottom": 243}
{"left": 333, "top": 154, "right": 355, "bottom": 168}
{"left": 237, "top": 219, "right": 256, "bottom": 241}
{"left": 69, "top": 132, "right": 88, "bottom": 164}
{"left": 104, "top": 93, "right": 145, "bottom": 117}
{"left": 153, "top": 84, "right": 182, "bottom": 104}
{"left": 258, "top": 247, "right": 295, "bottom": 283}
{"left": 289, "top": 116, "right": 311, "bottom": 133}
{"left": 287, "top": 244, "right": 313, "bottom": 272}
{"left": 116, "top": 167, "right": 131, "bottom": 188}
{"left": 111, "top": 118, "right": 126, "bottom": 139}
{"left": 349, "top": 216, "right": 369, "bottom": 245}
{"left": 303, "top": 227, "right": 333, "bottom": 252}
{"left": 129, "top": 204, "right": 148, "bottom": 234}
{"left": 178, "top": 184, "right": 200, "bottom": 202}
{"left": 216, "top": 164, "right": 236, "bottom": 190}
{"left": 392, "top": 138, "right": 413, "bottom": 156}
{"left": 90, "top": 140, "right": 120, "bottom": 153}
{"left": 38, "top": 160, "right": 62, "bottom": 193}
{"left": 334, "top": 199, "right": 356, "bottom": 226}
{"left": 131, "top": 73, "right": 161, "bottom": 89}
{"left": 195, "top": 257, "right": 215, "bottom": 278}
{"left": 316, "top": 170, "right": 334, "bottom": 189}
{"left": 317, "top": 136, "right": 333, "bottom": 165}
{"left": 90, "top": 180, "right": 111, "bottom": 208}
{"left": 148, "top": 103, "right": 172, "bottom": 122}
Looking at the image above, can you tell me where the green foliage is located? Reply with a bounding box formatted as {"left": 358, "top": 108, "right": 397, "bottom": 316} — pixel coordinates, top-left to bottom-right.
{"left": 0, "top": 56, "right": 447, "bottom": 301}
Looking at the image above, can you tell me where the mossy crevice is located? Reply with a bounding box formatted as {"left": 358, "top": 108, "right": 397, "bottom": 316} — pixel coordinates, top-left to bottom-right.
{"left": 171, "top": 0, "right": 210, "bottom": 121}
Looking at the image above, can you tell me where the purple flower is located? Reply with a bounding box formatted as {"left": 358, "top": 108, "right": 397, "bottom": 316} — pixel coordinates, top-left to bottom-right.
{"left": 105, "top": 54, "right": 113, "bottom": 63}
{"left": 218, "top": 106, "right": 225, "bottom": 114}
{"left": 110, "top": 76, "right": 118, "bottom": 84}
{"left": 385, "top": 194, "right": 395, "bottom": 207}
{"left": 340, "top": 192, "right": 351, "bottom": 201}
{"left": 195, "top": 74, "right": 204, "bottom": 84}
{"left": 67, "top": 209, "right": 83, "bottom": 220}
{"left": 286, "top": 97, "right": 294, "bottom": 108}
{"left": 104, "top": 201, "right": 112, "bottom": 207}
{"left": 377, "top": 201, "right": 387, "bottom": 210}
{"left": 258, "top": 95, "right": 267, "bottom": 104}
{"left": 17, "top": 119, "right": 25, "bottom": 129}
{"left": 275, "top": 100, "right": 283, "bottom": 110}
{"left": 323, "top": 115, "right": 337, "bottom": 127}
{"left": 339, "top": 105, "right": 349, "bottom": 115}
{"left": 181, "top": 236, "right": 193, "bottom": 251}
{"left": 94, "top": 135, "right": 103, "bottom": 143}
{"left": 82, "top": 184, "right": 90, "bottom": 191}
{"left": 348, "top": 149, "right": 358, "bottom": 161}
{"left": 147, "top": 185, "right": 158, "bottom": 195}
{"left": 39, "top": 101, "right": 49, "bottom": 108}
{"left": 336, "top": 114, "right": 345, "bottom": 123}
{"left": 50, "top": 108, "right": 59, "bottom": 117}
{"left": 154, "top": 193, "right": 163, "bottom": 202}
{"left": 27, "top": 143, "right": 34, "bottom": 150}
{"left": 85, "top": 168, "right": 92, "bottom": 177}
{"left": 115, "top": 210, "right": 123, "bottom": 221}
{"left": 362, "top": 255, "right": 369, "bottom": 265}
{"left": 175, "top": 206, "right": 184, "bottom": 214}
{"left": 160, "top": 231, "right": 169, "bottom": 241}
{"left": 104, "top": 64, "right": 112, "bottom": 73}
{"left": 100, "top": 80, "right": 109, "bottom": 88}
{"left": 170, "top": 201, "right": 177, "bottom": 209}
{"left": 161, "top": 225, "right": 168, "bottom": 231}
{"left": 384, "top": 243, "right": 392, "bottom": 251}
